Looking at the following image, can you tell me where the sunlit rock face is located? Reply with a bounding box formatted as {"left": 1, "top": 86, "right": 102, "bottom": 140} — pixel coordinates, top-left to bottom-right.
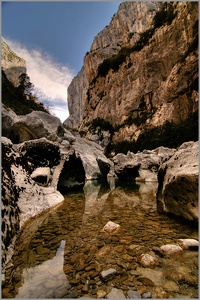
{"left": 1, "top": 39, "right": 26, "bottom": 87}
{"left": 65, "top": 2, "right": 198, "bottom": 143}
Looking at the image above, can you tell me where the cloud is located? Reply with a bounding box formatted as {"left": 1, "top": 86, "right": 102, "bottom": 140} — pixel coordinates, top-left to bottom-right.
{"left": 3, "top": 38, "right": 75, "bottom": 122}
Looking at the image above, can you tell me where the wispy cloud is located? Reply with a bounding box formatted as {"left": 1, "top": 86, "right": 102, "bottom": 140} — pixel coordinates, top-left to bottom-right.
{"left": 3, "top": 38, "right": 75, "bottom": 122}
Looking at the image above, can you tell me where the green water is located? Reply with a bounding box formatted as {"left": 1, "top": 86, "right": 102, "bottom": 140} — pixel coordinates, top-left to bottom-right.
{"left": 2, "top": 179, "right": 198, "bottom": 298}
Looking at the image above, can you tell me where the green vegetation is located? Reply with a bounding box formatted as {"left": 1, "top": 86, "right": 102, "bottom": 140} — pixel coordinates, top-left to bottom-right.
{"left": 96, "top": 2, "right": 177, "bottom": 79}
{"left": 110, "top": 110, "right": 198, "bottom": 154}
{"left": 2, "top": 70, "right": 49, "bottom": 115}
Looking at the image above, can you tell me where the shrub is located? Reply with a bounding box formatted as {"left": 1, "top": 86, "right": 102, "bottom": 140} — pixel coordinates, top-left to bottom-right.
{"left": 2, "top": 70, "right": 49, "bottom": 115}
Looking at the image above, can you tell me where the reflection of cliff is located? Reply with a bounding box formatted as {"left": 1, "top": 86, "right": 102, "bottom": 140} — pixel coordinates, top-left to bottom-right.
{"left": 16, "top": 240, "right": 71, "bottom": 299}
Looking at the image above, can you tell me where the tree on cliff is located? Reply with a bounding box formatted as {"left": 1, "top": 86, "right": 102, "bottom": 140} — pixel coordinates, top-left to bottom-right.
{"left": 17, "top": 73, "right": 34, "bottom": 97}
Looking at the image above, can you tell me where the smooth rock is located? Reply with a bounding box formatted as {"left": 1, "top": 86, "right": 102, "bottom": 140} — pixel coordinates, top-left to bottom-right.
{"left": 103, "top": 221, "right": 120, "bottom": 233}
{"left": 160, "top": 244, "right": 183, "bottom": 256}
{"left": 136, "top": 267, "right": 163, "bottom": 286}
{"left": 138, "top": 253, "right": 159, "bottom": 267}
{"left": 106, "top": 287, "right": 126, "bottom": 299}
{"left": 127, "top": 290, "right": 141, "bottom": 298}
{"left": 151, "top": 287, "right": 169, "bottom": 298}
{"left": 157, "top": 141, "right": 198, "bottom": 221}
{"left": 100, "top": 268, "right": 117, "bottom": 281}
{"left": 177, "top": 238, "right": 199, "bottom": 249}
{"left": 97, "top": 289, "right": 107, "bottom": 298}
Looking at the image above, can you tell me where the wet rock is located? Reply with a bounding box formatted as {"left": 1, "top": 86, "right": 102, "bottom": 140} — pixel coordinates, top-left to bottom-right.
{"left": 177, "top": 238, "right": 199, "bottom": 250}
{"left": 160, "top": 244, "right": 183, "bottom": 256}
{"left": 114, "top": 245, "right": 125, "bottom": 253}
{"left": 97, "top": 289, "right": 107, "bottom": 298}
{"left": 138, "top": 253, "right": 159, "bottom": 267}
{"left": 96, "top": 245, "right": 111, "bottom": 257}
{"left": 106, "top": 287, "right": 126, "bottom": 299}
{"left": 122, "top": 253, "right": 134, "bottom": 262}
{"left": 103, "top": 221, "right": 120, "bottom": 233}
{"left": 127, "top": 290, "right": 141, "bottom": 298}
{"left": 100, "top": 268, "right": 117, "bottom": 281}
{"left": 136, "top": 267, "right": 163, "bottom": 286}
{"left": 163, "top": 280, "right": 180, "bottom": 292}
{"left": 151, "top": 287, "right": 169, "bottom": 298}
{"left": 141, "top": 291, "right": 151, "bottom": 298}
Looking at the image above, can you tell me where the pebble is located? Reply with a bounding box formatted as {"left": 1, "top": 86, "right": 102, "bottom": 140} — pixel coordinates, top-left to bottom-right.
{"left": 101, "top": 268, "right": 117, "bottom": 281}
{"left": 97, "top": 289, "right": 107, "bottom": 298}
{"left": 142, "top": 291, "right": 151, "bottom": 298}
{"left": 160, "top": 244, "right": 183, "bottom": 256}
{"left": 107, "top": 287, "right": 126, "bottom": 299}
{"left": 103, "top": 221, "right": 120, "bottom": 233}
{"left": 138, "top": 253, "right": 159, "bottom": 267}
{"left": 177, "top": 238, "right": 199, "bottom": 249}
{"left": 127, "top": 290, "right": 141, "bottom": 298}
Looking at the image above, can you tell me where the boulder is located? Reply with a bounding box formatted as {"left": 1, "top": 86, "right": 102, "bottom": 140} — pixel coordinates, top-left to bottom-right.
{"left": 112, "top": 147, "right": 175, "bottom": 181}
{"left": 157, "top": 141, "right": 198, "bottom": 221}
{"left": 72, "top": 137, "right": 112, "bottom": 180}
{"left": 2, "top": 106, "right": 65, "bottom": 143}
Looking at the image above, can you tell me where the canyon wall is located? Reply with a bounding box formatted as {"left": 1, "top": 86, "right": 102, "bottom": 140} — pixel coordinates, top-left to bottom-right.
{"left": 65, "top": 2, "right": 198, "bottom": 145}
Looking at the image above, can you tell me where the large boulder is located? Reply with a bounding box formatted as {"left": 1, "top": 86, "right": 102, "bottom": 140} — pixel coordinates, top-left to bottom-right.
{"left": 157, "top": 141, "right": 198, "bottom": 222}
{"left": 112, "top": 146, "right": 175, "bottom": 181}
{"left": 72, "top": 137, "right": 112, "bottom": 180}
{"left": 2, "top": 106, "right": 65, "bottom": 143}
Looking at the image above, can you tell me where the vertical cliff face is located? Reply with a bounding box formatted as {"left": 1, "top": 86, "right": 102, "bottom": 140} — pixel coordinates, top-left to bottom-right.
{"left": 66, "top": 2, "right": 198, "bottom": 144}
{"left": 66, "top": 1, "right": 161, "bottom": 129}
{"left": 2, "top": 39, "right": 26, "bottom": 87}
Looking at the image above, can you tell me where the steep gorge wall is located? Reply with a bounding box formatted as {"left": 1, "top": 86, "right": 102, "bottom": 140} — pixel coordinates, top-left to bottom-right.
{"left": 65, "top": 2, "right": 198, "bottom": 145}
{"left": 65, "top": 1, "right": 161, "bottom": 129}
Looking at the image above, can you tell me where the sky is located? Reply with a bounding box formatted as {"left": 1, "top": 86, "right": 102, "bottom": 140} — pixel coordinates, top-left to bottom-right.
{"left": 1, "top": 1, "right": 120, "bottom": 122}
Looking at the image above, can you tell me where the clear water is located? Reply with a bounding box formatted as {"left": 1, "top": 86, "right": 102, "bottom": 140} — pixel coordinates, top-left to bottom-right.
{"left": 2, "top": 179, "right": 198, "bottom": 298}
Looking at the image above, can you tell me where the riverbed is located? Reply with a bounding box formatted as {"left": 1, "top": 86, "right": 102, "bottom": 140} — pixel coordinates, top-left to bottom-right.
{"left": 2, "top": 179, "right": 198, "bottom": 298}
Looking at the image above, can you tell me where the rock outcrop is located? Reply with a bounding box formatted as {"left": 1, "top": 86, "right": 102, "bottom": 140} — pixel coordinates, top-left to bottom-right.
{"left": 112, "top": 146, "right": 176, "bottom": 181}
{"left": 1, "top": 39, "right": 26, "bottom": 87}
{"left": 157, "top": 141, "right": 198, "bottom": 222}
{"left": 65, "top": 2, "right": 198, "bottom": 146}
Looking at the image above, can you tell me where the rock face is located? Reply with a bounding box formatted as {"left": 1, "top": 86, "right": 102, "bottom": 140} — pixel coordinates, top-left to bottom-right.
{"left": 1, "top": 39, "right": 26, "bottom": 87}
{"left": 112, "top": 146, "right": 176, "bottom": 181}
{"left": 157, "top": 141, "right": 198, "bottom": 222}
{"left": 65, "top": 2, "right": 198, "bottom": 145}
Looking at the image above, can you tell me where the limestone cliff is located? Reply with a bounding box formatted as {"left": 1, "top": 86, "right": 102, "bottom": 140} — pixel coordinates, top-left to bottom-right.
{"left": 65, "top": 2, "right": 198, "bottom": 147}
{"left": 1, "top": 39, "right": 26, "bottom": 87}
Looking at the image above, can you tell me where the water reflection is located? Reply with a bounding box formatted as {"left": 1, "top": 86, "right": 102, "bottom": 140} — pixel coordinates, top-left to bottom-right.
{"left": 16, "top": 240, "right": 71, "bottom": 298}
{"left": 2, "top": 179, "right": 198, "bottom": 299}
